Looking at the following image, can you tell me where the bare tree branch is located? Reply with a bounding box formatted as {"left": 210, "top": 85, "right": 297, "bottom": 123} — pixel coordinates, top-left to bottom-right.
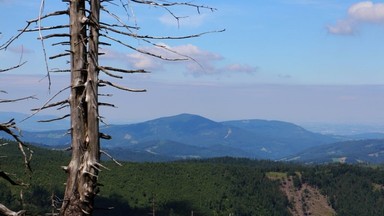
{"left": 100, "top": 5, "right": 139, "bottom": 32}
{"left": 49, "top": 52, "right": 70, "bottom": 60}
{"left": 24, "top": 25, "right": 70, "bottom": 32}
{"left": 31, "top": 99, "right": 69, "bottom": 111}
{"left": 100, "top": 24, "right": 224, "bottom": 40}
{"left": 38, "top": 114, "right": 70, "bottom": 123}
{"left": 131, "top": 0, "right": 217, "bottom": 12}
{"left": 49, "top": 69, "right": 71, "bottom": 73}
{"left": 23, "top": 86, "right": 70, "bottom": 122}
{"left": 0, "top": 96, "right": 37, "bottom": 104}
{"left": 100, "top": 150, "right": 122, "bottom": 166}
{"left": 0, "top": 203, "right": 26, "bottom": 216}
{"left": 0, "top": 61, "right": 27, "bottom": 73}
{"left": 98, "top": 102, "right": 116, "bottom": 108}
{"left": 99, "top": 80, "right": 146, "bottom": 92}
{"left": 0, "top": 10, "right": 67, "bottom": 50}
{"left": 0, "top": 171, "right": 20, "bottom": 186}
{"left": 38, "top": 33, "right": 71, "bottom": 40}
{"left": 31, "top": 9, "right": 69, "bottom": 22}
{"left": 101, "top": 33, "right": 188, "bottom": 61}
{"left": 52, "top": 41, "right": 70, "bottom": 46}
{"left": 99, "top": 132, "right": 112, "bottom": 140}
{"left": 99, "top": 66, "right": 147, "bottom": 74}
{"left": 0, "top": 119, "right": 33, "bottom": 173}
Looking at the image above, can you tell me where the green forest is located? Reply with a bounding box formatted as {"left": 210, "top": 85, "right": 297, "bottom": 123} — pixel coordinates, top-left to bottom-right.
{"left": 1, "top": 139, "right": 384, "bottom": 216}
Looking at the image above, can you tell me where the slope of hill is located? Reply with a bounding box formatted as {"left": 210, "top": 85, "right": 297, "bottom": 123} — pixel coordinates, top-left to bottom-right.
{"left": 222, "top": 119, "right": 338, "bottom": 156}
{"left": 284, "top": 139, "right": 384, "bottom": 164}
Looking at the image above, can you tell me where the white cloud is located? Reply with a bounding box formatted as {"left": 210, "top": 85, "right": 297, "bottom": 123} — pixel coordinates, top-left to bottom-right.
{"left": 127, "top": 51, "right": 163, "bottom": 70}
{"left": 348, "top": 1, "right": 384, "bottom": 22}
{"left": 327, "top": 19, "right": 356, "bottom": 35}
{"left": 327, "top": 1, "right": 384, "bottom": 35}
{"left": 101, "top": 44, "right": 256, "bottom": 77}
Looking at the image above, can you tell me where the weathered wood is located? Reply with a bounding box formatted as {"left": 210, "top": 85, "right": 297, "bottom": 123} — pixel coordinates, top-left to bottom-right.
{"left": 0, "top": 203, "right": 26, "bottom": 216}
{"left": 59, "top": 0, "right": 102, "bottom": 215}
{"left": 60, "top": 0, "right": 88, "bottom": 214}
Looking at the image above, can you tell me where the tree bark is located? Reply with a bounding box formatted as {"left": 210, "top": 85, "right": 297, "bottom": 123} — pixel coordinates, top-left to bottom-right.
{"left": 60, "top": 0, "right": 101, "bottom": 215}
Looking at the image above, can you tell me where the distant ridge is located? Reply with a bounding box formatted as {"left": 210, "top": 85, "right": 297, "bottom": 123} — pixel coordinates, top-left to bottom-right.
{"left": 1, "top": 113, "right": 343, "bottom": 161}
{"left": 284, "top": 139, "right": 384, "bottom": 164}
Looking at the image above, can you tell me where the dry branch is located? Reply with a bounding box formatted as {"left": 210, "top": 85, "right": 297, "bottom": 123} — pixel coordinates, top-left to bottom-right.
{"left": 101, "top": 33, "right": 187, "bottom": 61}
{"left": 99, "top": 80, "right": 146, "bottom": 92}
{"left": 49, "top": 52, "right": 70, "bottom": 60}
{"left": 0, "top": 171, "right": 20, "bottom": 186}
{"left": 98, "top": 102, "right": 116, "bottom": 108}
{"left": 24, "top": 25, "right": 70, "bottom": 32}
{"left": 100, "top": 6, "right": 139, "bottom": 31}
{"left": 0, "top": 203, "right": 26, "bottom": 216}
{"left": 101, "top": 24, "right": 224, "bottom": 40}
{"left": 31, "top": 10, "right": 69, "bottom": 22}
{"left": 38, "top": 33, "right": 70, "bottom": 40}
{"left": 99, "top": 132, "right": 111, "bottom": 140}
{"left": 38, "top": 114, "right": 70, "bottom": 123}
{"left": 100, "top": 150, "right": 122, "bottom": 166}
{"left": 99, "top": 66, "right": 147, "bottom": 74}
{"left": 99, "top": 68, "right": 123, "bottom": 79}
{"left": 0, "top": 119, "right": 33, "bottom": 173}
{"left": 49, "top": 69, "right": 71, "bottom": 73}
{"left": 52, "top": 41, "right": 70, "bottom": 46}
{"left": 0, "top": 10, "right": 68, "bottom": 50}
{"left": 24, "top": 87, "right": 70, "bottom": 122}
{"left": 0, "top": 61, "right": 27, "bottom": 73}
{"left": 131, "top": 0, "right": 217, "bottom": 12}
{"left": 31, "top": 99, "right": 69, "bottom": 111}
{"left": 0, "top": 96, "right": 37, "bottom": 104}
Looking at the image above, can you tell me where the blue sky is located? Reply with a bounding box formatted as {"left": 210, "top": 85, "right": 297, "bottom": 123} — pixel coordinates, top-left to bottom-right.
{"left": 1, "top": 0, "right": 384, "bottom": 125}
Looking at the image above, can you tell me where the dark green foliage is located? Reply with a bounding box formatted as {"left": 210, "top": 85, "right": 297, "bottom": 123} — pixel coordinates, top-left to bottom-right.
{"left": 3, "top": 139, "right": 384, "bottom": 216}
{"left": 96, "top": 161, "right": 290, "bottom": 215}
{"left": 302, "top": 164, "right": 384, "bottom": 216}
{"left": 0, "top": 182, "right": 18, "bottom": 210}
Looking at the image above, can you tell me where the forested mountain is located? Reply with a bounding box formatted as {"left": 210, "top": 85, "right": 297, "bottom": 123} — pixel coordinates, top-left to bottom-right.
{"left": 0, "top": 113, "right": 342, "bottom": 160}
{"left": 3, "top": 113, "right": 384, "bottom": 163}
{"left": 2, "top": 140, "right": 384, "bottom": 216}
{"left": 284, "top": 139, "right": 384, "bottom": 164}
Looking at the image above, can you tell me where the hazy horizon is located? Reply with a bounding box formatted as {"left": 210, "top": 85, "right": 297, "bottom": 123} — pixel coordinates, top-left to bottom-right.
{"left": 2, "top": 1, "right": 384, "bottom": 129}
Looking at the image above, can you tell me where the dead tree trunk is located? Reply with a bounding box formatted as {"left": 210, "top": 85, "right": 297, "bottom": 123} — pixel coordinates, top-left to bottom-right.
{"left": 60, "top": 0, "right": 101, "bottom": 215}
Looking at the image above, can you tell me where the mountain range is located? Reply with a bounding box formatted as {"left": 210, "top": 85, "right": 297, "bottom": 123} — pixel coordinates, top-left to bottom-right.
{"left": 2, "top": 113, "right": 384, "bottom": 163}
{"left": 283, "top": 139, "right": 384, "bottom": 164}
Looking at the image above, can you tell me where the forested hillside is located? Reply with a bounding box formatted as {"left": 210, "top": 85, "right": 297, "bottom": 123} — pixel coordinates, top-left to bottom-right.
{"left": 1, "top": 139, "right": 384, "bottom": 215}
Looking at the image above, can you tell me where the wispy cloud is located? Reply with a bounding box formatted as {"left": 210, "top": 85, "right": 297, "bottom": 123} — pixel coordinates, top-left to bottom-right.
{"left": 327, "top": 1, "right": 384, "bottom": 35}
{"left": 101, "top": 44, "right": 257, "bottom": 77}
{"left": 8, "top": 45, "right": 34, "bottom": 54}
